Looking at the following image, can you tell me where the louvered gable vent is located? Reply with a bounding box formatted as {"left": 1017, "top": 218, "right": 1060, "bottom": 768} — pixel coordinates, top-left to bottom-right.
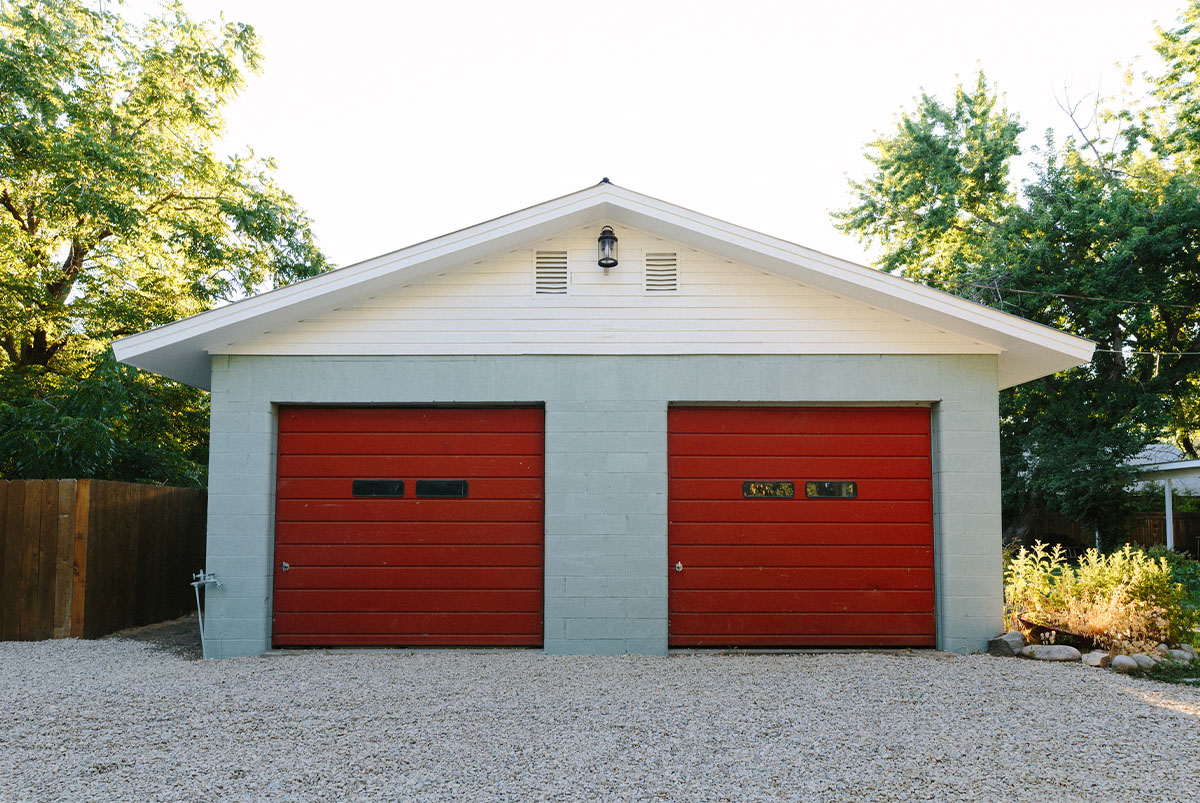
{"left": 645, "top": 252, "right": 678, "bottom": 292}
{"left": 534, "top": 250, "right": 569, "bottom": 295}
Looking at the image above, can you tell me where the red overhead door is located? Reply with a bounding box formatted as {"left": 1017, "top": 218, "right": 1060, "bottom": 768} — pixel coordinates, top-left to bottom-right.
{"left": 273, "top": 407, "right": 544, "bottom": 647}
{"left": 668, "top": 406, "right": 935, "bottom": 647}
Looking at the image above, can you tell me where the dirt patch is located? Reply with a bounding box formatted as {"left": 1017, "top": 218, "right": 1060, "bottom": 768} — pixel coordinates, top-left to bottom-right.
{"left": 103, "top": 613, "right": 202, "bottom": 660}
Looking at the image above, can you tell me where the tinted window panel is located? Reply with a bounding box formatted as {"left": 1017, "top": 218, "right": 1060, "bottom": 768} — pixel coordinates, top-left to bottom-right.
{"left": 805, "top": 481, "right": 857, "bottom": 499}
{"left": 352, "top": 480, "right": 405, "bottom": 497}
{"left": 416, "top": 480, "right": 469, "bottom": 498}
{"left": 742, "top": 481, "right": 795, "bottom": 499}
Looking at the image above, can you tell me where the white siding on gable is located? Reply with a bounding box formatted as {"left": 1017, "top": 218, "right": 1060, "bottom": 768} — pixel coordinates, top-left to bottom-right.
{"left": 223, "top": 224, "right": 1002, "bottom": 356}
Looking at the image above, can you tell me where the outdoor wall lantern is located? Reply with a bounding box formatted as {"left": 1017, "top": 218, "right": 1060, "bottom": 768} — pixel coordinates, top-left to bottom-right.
{"left": 597, "top": 226, "right": 619, "bottom": 270}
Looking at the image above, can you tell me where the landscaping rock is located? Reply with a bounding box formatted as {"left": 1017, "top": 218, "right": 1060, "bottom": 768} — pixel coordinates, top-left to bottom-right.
{"left": 1020, "top": 644, "right": 1081, "bottom": 662}
{"left": 1131, "top": 653, "right": 1156, "bottom": 670}
{"left": 1179, "top": 644, "right": 1197, "bottom": 660}
{"left": 988, "top": 631, "right": 1026, "bottom": 657}
{"left": 1166, "top": 649, "right": 1194, "bottom": 664}
{"left": 1082, "top": 650, "right": 1110, "bottom": 668}
{"left": 1153, "top": 643, "right": 1172, "bottom": 656}
{"left": 1112, "top": 654, "right": 1139, "bottom": 674}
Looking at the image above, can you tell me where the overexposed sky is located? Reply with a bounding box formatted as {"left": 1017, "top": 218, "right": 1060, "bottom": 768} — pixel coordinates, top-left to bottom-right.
{"left": 126, "top": 0, "right": 1184, "bottom": 268}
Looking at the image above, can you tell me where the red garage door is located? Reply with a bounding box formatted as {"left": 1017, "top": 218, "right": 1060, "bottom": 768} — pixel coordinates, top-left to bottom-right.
{"left": 668, "top": 406, "right": 934, "bottom": 647}
{"left": 273, "top": 407, "right": 544, "bottom": 647}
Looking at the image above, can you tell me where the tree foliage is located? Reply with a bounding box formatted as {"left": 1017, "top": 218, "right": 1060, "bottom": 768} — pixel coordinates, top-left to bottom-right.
{"left": 0, "top": 0, "right": 330, "bottom": 485}
{"left": 838, "top": 72, "right": 1023, "bottom": 282}
{"left": 0, "top": 351, "right": 208, "bottom": 484}
{"left": 836, "top": 8, "right": 1200, "bottom": 539}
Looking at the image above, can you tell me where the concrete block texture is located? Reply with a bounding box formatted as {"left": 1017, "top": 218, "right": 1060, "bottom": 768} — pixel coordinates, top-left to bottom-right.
{"left": 204, "top": 354, "right": 1002, "bottom": 658}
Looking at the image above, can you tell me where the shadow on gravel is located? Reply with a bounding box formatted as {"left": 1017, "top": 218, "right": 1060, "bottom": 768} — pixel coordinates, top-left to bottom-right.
{"left": 103, "top": 614, "right": 203, "bottom": 660}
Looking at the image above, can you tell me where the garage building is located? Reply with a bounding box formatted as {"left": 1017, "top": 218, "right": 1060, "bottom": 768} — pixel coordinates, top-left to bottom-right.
{"left": 113, "top": 181, "right": 1093, "bottom": 657}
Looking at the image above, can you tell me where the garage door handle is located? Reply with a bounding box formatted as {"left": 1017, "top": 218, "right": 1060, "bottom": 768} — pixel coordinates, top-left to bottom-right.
{"left": 675, "top": 561, "right": 683, "bottom": 572}
{"left": 280, "top": 561, "right": 290, "bottom": 572}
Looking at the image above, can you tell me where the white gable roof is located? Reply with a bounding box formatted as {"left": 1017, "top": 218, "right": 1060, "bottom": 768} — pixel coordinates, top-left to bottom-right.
{"left": 112, "top": 181, "right": 1094, "bottom": 390}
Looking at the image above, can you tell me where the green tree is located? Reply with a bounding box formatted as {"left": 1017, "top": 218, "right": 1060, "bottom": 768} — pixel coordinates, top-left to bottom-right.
{"left": 836, "top": 61, "right": 1200, "bottom": 540}
{"left": 0, "top": 0, "right": 330, "bottom": 485}
{"left": 837, "top": 72, "right": 1023, "bottom": 283}
{"left": 0, "top": 351, "right": 209, "bottom": 484}
{"left": 1140, "top": 1, "right": 1200, "bottom": 456}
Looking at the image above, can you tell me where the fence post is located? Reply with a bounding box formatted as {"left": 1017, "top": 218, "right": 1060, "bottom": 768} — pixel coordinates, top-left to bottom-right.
{"left": 52, "top": 481, "right": 76, "bottom": 639}
{"left": 70, "top": 480, "right": 91, "bottom": 638}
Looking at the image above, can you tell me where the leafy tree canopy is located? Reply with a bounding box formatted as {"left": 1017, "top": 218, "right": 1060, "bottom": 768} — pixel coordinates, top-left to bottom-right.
{"left": 836, "top": 6, "right": 1200, "bottom": 540}
{"left": 0, "top": 0, "right": 330, "bottom": 485}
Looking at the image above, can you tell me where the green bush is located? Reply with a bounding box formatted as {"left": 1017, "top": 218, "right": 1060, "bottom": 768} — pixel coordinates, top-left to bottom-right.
{"left": 1128, "top": 484, "right": 1200, "bottom": 513}
{"left": 1004, "top": 542, "right": 1198, "bottom": 651}
{"left": 1140, "top": 546, "right": 1200, "bottom": 610}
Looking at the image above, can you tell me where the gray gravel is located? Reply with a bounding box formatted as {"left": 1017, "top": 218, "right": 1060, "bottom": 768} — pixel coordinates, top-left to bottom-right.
{"left": 1, "top": 640, "right": 1198, "bottom": 802}
{"left": 101, "top": 614, "right": 203, "bottom": 661}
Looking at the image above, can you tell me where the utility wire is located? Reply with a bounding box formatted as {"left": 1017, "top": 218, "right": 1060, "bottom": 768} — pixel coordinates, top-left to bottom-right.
{"left": 914, "top": 277, "right": 1197, "bottom": 311}
{"left": 902, "top": 277, "right": 1200, "bottom": 357}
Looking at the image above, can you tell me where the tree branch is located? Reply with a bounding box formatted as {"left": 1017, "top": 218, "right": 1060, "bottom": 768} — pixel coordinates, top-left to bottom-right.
{"left": 0, "top": 189, "right": 29, "bottom": 232}
{"left": 143, "top": 192, "right": 178, "bottom": 215}
{"left": 45, "top": 228, "right": 113, "bottom": 304}
{"left": 1056, "top": 91, "right": 1127, "bottom": 178}
{"left": 43, "top": 339, "right": 64, "bottom": 363}
{"left": 0, "top": 335, "right": 18, "bottom": 363}
{"left": 145, "top": 193, "right": 223, "bottom": 216}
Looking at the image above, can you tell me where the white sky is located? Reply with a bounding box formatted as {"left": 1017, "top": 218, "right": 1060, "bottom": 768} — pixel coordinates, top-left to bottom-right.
{"left": 126, "top": 0, "right": 1184, "bottom": 269}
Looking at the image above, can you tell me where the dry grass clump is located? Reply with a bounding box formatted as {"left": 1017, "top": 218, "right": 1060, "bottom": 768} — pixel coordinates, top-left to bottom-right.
{"left": 1041, "top": 584, "right": 1174, "bottom": 653}
{"left": 1004, "top": 542, "right": 1196, "bottom": 653}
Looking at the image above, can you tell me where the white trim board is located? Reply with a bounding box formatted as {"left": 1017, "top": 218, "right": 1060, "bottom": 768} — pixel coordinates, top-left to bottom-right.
{"left": 1136, "top": 460, "right": 1200, "bottom": 480}
{"left": 112, "top": 181, "right": 1094, "bottom": 390}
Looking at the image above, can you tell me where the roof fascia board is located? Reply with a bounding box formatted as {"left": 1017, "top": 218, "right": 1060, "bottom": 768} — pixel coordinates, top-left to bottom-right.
{"left": 601, "top": 186, "right": 1093, "bottom": 360}
{"left": 112, "top": 185, "right": 613, "bottom": 361}
{"left": 112, "top": 181, "right": 1094, "bottom": 391}
{"left": 1136, "top": 459, "right": 1200, "bottom": 479}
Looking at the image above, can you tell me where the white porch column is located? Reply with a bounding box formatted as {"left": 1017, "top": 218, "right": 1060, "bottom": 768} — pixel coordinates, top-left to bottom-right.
{"left": 1164, "top": 477, "right": 1175, "bottom": 550}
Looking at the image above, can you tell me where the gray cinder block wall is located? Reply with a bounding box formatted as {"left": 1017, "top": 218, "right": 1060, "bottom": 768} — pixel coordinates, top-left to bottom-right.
{"left": 201, "top": 354, "right": 1002, "bottom": 658}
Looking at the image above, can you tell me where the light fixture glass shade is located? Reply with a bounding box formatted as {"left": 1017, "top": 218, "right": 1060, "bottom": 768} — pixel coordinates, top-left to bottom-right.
{"left": 597, "top": 226, "right": 618, "bottom": 269}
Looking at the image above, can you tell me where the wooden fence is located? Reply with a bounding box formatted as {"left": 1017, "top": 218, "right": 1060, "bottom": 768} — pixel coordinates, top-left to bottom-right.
{"left": 1032, "top": 511, "right": 1200, "bottom": 557}
{"left": 1124, "top": 513, "right": 1200, "bottom": 556}
{"left": 0, "top": 479, "right": 206, "bottom": 641}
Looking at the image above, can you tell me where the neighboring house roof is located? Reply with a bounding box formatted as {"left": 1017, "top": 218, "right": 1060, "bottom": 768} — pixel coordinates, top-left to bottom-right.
{"left": 1129, "top": 442, "right": 1192, "bottom": 467}
{"left": 1136, "top": 459, "right": 1200, "bottom": 479}
{"left": 112, "top": 180, "right": 1095, "bottom": 390}
{"left": 1131, "top": 444, "right": 1200, "bottom": 494}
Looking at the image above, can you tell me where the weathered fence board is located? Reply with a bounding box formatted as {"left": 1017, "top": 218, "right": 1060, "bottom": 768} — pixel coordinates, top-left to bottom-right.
{"left": 1124, "top": 513, "right": 1200, "bottom": 556}
{"left": 1032, "top": 510, "right": 1200, "bottom": 557}
{"left": 0, "top": 479, "right": 206, "bottom": 641}
{"left": 53, "top": 481, "right": 75, "bottom": 638}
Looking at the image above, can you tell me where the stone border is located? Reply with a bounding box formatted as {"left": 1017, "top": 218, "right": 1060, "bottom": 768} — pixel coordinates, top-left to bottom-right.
{"left": 987, "top": 630, "right": 1198, "bottom": 675}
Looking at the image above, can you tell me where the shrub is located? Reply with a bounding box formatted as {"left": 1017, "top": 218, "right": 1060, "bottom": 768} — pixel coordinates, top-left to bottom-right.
{"left": 1004, "top": 542, "right": 1198, "bottom": 652}
{"left": 1140, "top": 546, "right": 1200, "bottom": 610}
{"left": 1128, "top": 484, "right": 1200, "bottom": 513}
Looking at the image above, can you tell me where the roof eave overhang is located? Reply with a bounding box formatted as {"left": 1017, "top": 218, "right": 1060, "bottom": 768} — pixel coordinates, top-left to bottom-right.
{"left": 113, "top": 182, "right": 1095, "bottom": 391}
{"left": 113, "top": 186, "right": 616, "bottom": 388}
{"left": 1136, "top": 460, "right": 1200, "bottom": 480}
{"left": 599, "top": 190, "right": 1093, "bottom": 389}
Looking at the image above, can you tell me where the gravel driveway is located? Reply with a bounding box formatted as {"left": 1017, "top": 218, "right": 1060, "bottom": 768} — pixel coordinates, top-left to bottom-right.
{"left": 1, "top": 635, "right": 1198, "bottom": 802}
